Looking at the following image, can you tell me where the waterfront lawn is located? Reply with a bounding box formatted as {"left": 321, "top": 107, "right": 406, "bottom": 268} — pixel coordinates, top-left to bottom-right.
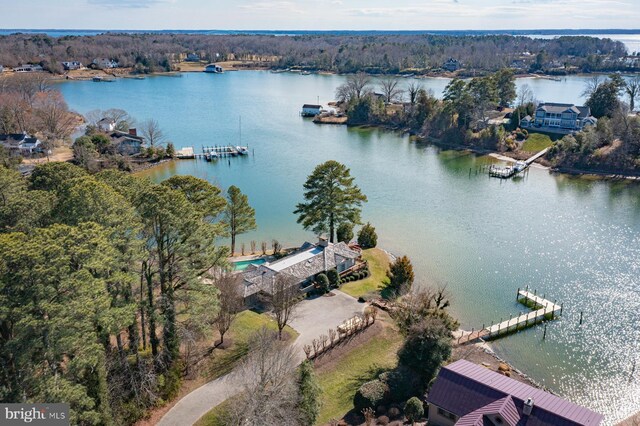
{"left": 203, "top": 310, "right": 298, "bottom": 380}
{"left": 522, "top": 133, "right": 553, "bottom": 152}
{"left": 315, "top": 318, "right": 403, "bottom": 425}
{"left": 340, "top": 248, "right": 391, "bottom": 299}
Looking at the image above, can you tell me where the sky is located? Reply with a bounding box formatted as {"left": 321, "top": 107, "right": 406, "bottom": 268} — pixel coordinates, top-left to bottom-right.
{"left": 1, "top": 0, "right": 640, "bottom": 31}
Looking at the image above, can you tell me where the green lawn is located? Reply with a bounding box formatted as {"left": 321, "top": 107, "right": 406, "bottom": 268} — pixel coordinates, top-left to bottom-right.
{"left": 340, "top": 248, "right": 391, "bottom": 298}
{"left": 194, "top": 396, "right": 237, "bottom": 426}
{"left": 315, "top": 322, "right": 403, "bottom": 424}
{"left": 203, "top": 310, "right": 298, "bottom": 380}
{"left": 522, "top": 133, "right": 553, "bottom": 152}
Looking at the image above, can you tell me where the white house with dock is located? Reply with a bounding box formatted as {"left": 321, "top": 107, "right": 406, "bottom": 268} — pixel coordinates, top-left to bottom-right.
{"left": 521, "top": 102, "right": 597, "bottom": 134}
{"left": 301, "top": 104, "right": 322, "bottom": 117}
{"left": 204, "top": 64, "right": 223, "bottom": 73}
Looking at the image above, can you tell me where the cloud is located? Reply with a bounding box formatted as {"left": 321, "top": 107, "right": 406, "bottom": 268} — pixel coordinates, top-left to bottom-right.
{"left": 238, "top": 1, "right": 306, "bottom": 14}
{"left": 87, "top": 0, "right": 170, "bottom": 8}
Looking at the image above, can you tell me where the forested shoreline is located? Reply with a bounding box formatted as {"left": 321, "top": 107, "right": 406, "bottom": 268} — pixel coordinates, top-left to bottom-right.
{"left": 0, "top": 32, "right": 632, "bottom": 75}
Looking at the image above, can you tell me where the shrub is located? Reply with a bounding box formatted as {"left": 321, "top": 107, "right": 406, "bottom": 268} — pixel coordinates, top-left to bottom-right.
{"left": 317, "top": 273, "right": 330, "bottom": 293}
{"left": 379, "top": 367, "right": 420, "bottom": 403}
{"left": 327, "top": 269, "right": 340, "bottom": 287}
{"left": 353, "top": 380, "right": 389, "bottom": 411}
{"left": 337, "top": 222, "right": 354, "bottom": 243}
{"left": 358, "top": 296, "right": 366, "bottom": 303}
{"left": 386, "top": 255, "right": 414, "bottom": 296}
{"left": 387, "top": 407, "right": 401, "bottom": 419}
{"left": 404, "top": 397, "right": 424, "bottom": 423}
{"left": 358, "top": 222, "right": 378, "bottom": 249}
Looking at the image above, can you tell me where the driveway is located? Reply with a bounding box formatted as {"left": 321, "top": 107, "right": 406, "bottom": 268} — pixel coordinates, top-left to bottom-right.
{"left": 290, "top": 290, "right": 365, "bottom": 350}
{"left": 157, "top": 290, "right": 364, "bottom": 426}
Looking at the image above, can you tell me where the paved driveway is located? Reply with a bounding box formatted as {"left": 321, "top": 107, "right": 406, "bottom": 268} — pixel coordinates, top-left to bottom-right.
{"left": 158, "top": 289, "right": 364, "bottom": 426}
{"left": 290, "top": 290, "right": 366, "bottom": 350}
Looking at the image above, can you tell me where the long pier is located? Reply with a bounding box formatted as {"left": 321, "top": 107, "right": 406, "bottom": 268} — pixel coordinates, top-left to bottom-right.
{"left": 456, "top": 288, "right": 562, "bottom": 346}
{"left": 488, "top": 147, "right": 549, "bottom": 179}
{"left": 176, "top": 145, "right": 250, "bottom": 160}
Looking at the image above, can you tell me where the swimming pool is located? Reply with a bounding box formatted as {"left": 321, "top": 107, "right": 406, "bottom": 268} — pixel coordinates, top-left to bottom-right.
{"left": 232, "top": 258, "right": 267, "bottom": 271}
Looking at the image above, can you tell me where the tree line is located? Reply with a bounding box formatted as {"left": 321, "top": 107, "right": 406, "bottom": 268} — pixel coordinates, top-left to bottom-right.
{"left": 0, "top": 33, "right": 629, "bottom": 75}
{"left": 0, "top": 162, "right": 257, "bottom": 425}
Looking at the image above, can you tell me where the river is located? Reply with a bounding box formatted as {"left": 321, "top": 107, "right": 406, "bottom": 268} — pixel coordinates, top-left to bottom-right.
{"left": 58, "top": 71, "right": 640, "bottom": 424}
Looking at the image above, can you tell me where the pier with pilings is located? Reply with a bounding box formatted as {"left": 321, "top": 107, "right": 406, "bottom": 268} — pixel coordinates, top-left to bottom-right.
{"left": 455, "top": 287, "right": 562, "bottom": 346}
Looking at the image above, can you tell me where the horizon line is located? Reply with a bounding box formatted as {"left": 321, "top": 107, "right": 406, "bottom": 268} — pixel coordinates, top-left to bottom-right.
{"left": 1, "top": 28, "right": 640, "bottom": 33}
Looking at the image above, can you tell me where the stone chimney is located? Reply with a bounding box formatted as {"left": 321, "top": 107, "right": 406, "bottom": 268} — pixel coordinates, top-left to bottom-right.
{"left": 318, "top": 236, "right": 328, "bottom": 247}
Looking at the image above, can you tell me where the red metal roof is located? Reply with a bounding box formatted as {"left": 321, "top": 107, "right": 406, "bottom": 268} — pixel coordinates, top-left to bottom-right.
{"left": 427, "top": 360, "right": 603, "bottom": 426}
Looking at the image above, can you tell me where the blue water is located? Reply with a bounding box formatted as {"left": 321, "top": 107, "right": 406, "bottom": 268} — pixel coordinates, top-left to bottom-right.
{"left": 58, "top": 72, "right": 640, "bottom": 424}
{"left": 232, "top": 258, "right": 267, "bottom": 271}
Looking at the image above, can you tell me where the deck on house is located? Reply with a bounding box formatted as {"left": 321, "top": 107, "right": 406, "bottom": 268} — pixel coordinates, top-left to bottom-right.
{"left": 456, "top": 288, "right": 562, "bottom": 346}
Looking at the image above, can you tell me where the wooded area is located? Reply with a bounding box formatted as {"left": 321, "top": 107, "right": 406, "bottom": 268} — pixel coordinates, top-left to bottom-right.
{"left": 0, "top": 33, "right": 630, "bottom": 74}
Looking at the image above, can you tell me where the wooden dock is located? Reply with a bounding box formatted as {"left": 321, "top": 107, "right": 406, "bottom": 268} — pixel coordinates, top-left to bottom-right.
{"left": 456, "top": 288, "right": 562, "bottom": 346}
{"left": 488, "top": 147, "right": 549, "bottom": 179}
{"left": 176, "top": 145, "right": 250, "bottom": 160}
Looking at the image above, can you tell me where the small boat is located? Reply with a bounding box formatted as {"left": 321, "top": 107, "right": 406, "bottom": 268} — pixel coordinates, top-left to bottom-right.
{"left": 205, "top": 153, "right": 212, "bottom": 162}
{"left": 301, "top": 71, "right": 311, "bottom": 75}
{"left": 237, "top": 146, "right": 249, "bottom": 155}
{"left": 210, "top": 151, "right": 219, "bottom": 159}
{"left": 92, "top": 76, "right": 103, "bottom": 82}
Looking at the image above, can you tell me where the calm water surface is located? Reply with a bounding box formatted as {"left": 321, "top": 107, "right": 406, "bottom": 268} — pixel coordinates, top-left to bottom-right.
{"left": 59, "top": 72, "right": 640, "bottom": 424}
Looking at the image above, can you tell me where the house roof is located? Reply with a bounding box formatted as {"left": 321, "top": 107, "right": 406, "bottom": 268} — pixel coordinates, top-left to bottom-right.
{"left": 302, "top": 104, "right": 322, "bottom": 109}
{"left": 241, "top": 241, "right": 360, "bottom": 297}
{"left": 456, "top": 396, "right": 520, "bottom": 426}
{"left": 427, "top": 360, "right": 603, "bottom": 426}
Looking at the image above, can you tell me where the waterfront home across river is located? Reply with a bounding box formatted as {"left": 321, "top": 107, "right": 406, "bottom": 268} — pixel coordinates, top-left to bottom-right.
{"left": 301, "top": 104, "right": 323, "bottom": 117}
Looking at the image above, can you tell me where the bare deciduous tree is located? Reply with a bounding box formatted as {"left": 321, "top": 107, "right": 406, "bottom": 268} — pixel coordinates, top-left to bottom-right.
{"left": 335, "top": 72, "right": 372, "bottom": 103}
{"left": 268, "top": 273, "right": 301, "bottom": 340}
{"left": 380, "top": 77, "right": 403, "bottom": 104}
{"left": 213, "top": 273, "right": 243, "bottom": 345}
{"left": 407, "top": 81, "right": 423, "bottom": 105}
{"left": 582, "top": 75, "right": 603, "bottom": 99}
{"left": 229, "top": 327, "right": 300, "bottom": 426}
{"left": 517, "top": 84, "right": 535, "bottom": 107}
{"left": 625, "top": 75, "right": 640, "bottom": 112}
{"left": 140, "top": 118, "right": 166, "bottom": 147}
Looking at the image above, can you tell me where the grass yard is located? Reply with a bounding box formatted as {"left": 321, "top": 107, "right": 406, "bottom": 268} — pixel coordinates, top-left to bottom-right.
{"left": 522, "top": 133, "right": 553, "bottom": 152}
{"left": 315, "top": 319, "right": 403, "bottom": 425}
{"left": 340, "top": 248, "right": 391, "bottom": 299}
{"left": 203, "top": 310, "right": 298, "bottom": 380}
{"left": 194, "top": 396, "right": 238, "bottom": 426}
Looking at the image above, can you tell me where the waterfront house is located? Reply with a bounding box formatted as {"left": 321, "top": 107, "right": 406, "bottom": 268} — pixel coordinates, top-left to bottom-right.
{"left": 426, "top": 360, "right": 603, "bottom": 426}
{"left": 97, "top": 118, "right": 116, "bottom": 132}
{"left": 186, "top": 53, "right": 200, "bottom": 62}
{"left": 92, "top": 58, "right": 119, "bottom": 69}
{"left": 301, "top": 104, "right": 323, "bottom": 117}
{"left": 14, "top": 64, "right": 43, "bottom": 72}
{"left": 108, "top": 129, "right": 145, "bottom": 155}
{"left": 62, "top": 61, "right": 83, "bottom": 71}
{"left": 0, "top": 133, "right": 43, "bottom": 155}
{"left": 443, "top": 58, "right": 462, "bottom": 72}
{"left": 204, "top": 64, "right": 223, "bottom": 73}
{"left": 520, "top": 102, "right": 597, "bottom": 134}
{"left": 240, "top": 238, "right": 361, "bottom": 306}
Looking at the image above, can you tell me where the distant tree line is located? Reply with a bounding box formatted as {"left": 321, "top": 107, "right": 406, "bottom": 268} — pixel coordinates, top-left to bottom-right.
{"left": 0, "top": 33, "right": 629, "bottom": 75}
